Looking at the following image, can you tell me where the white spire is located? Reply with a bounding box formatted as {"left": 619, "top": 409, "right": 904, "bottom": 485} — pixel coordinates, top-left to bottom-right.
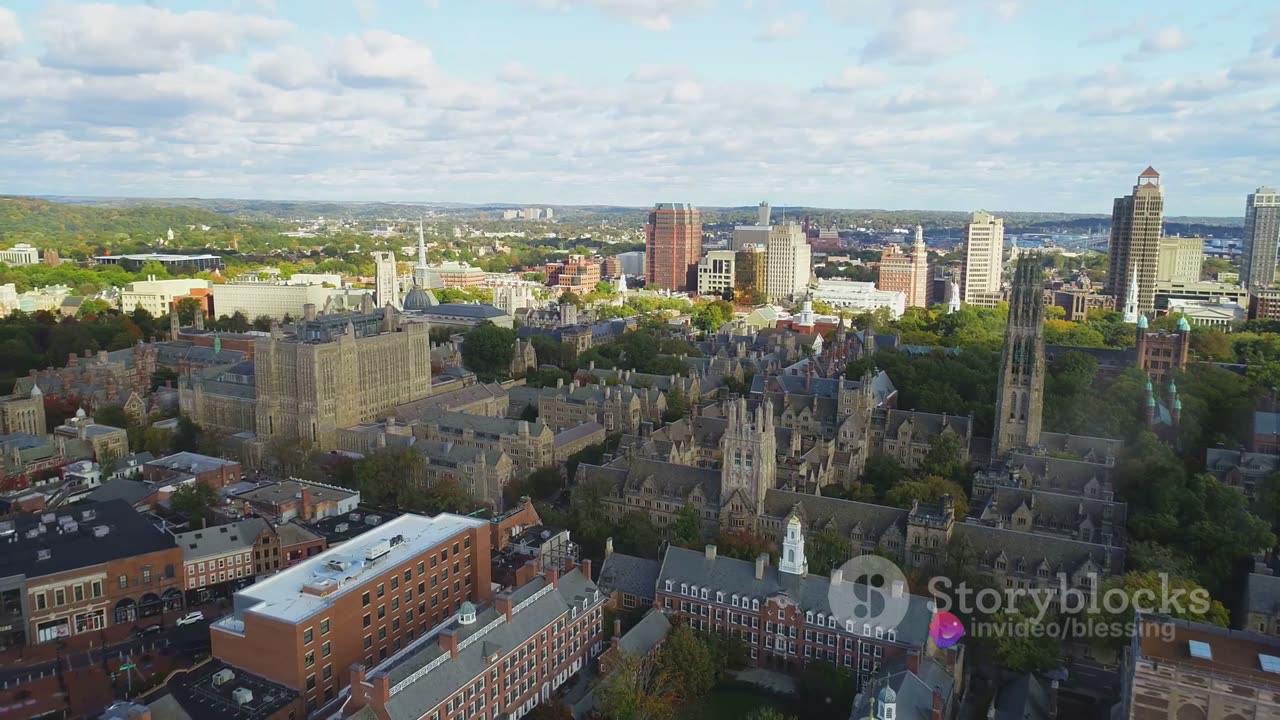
{"left": 948, "top": 278, "right": 960, "bottom": 314}
{"left": 1123, "top": 263, "right": 1140, "bottom": 324}
{"left": 779, "top": 512, "right": 807, "bottom": 576}
{"left": 914, "top": 225, "right": 924, "bottom": 247}
{"left": 414, "top": 219, "right": 429, "bottom": 288}
{"left": 617, "top": 274, "right": 627, "bottom": 294}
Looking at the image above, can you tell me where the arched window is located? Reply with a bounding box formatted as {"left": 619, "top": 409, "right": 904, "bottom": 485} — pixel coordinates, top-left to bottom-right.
{"left": 139, "top": 593, "right": 162, "bottom": 618}
{"left": 114, "top": 598, "right": 137, "bottom": 624}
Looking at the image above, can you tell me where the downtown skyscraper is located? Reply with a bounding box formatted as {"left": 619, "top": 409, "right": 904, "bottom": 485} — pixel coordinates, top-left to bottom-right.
{"left": 645, "top": 203, "right": 702, "bottom": 291}
{"left": 1243, "top": 187, "right": 1280, "bottom": 289}
{"left": 961, "top": 210, "right": 1005, "bottom": 308}
{"left": 1107, "top": 167, "right": 1165, "bottom": 316}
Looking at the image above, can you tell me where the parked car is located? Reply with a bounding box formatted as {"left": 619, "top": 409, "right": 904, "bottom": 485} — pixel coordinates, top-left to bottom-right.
{"left": 134, "top": 624, "right": 163, "bottom": 637}
{"left": 175, "top": 611, "right": 204, "bottom": 626}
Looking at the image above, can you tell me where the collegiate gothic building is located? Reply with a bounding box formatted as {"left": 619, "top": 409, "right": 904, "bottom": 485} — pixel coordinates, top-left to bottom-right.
{"left": 993, "top": 254, "right": 1047, "bottom": 458}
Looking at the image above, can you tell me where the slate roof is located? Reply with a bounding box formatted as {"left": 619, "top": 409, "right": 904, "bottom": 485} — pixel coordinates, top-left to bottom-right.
{"left": 147, "top": 451, "right": 239, "bottom": 475}
{"left": 173, "top": 518, "right": 269, "bottom": 562}
{"left": 990, "top": 673, "right": 1055, "bottom": 720}
{"left": 850, "top": 655, "right": 955, "bottom": 720}
{"left": 1246, "top": 573, "right": 1280, "bottom": 617}
{"left": 393, "top": 383, "right": 507, "bottom": 421}
{"left": 554, "top": 422, "right": 606, "bottom": 448}
{"left": 975, "top": 486, "right": 1125, "bottom": 542}
{"left": 584, "top": 456, "right": 722, "bottom": 506}
{"left": 617, "top": 608, "right": 671, "bottom": 656}
{"left": 374, "top": 569, "right": 602, "bottom": 720}
{"left": 985, "top": 453, "right": 1114, "bottom": 496}
{"left": 412, "top": 303, "right": 507, "bottom": 319}
{"left": 424, "top": 411, "right": 552, "bottom": 438}
{"left": 597, "top": 552, "right": 661, "bottom": 602}
{"left": 85, "top": 478, "right": 155, "bottom": 506}
{"left": 1035, "top": 432, "right": 1121, "bottom": 463}
{"left": 656, "top": 546, "right": 935, "bottom": 648}
{"left": 879, "top": 409, "right": 971, "bottom": 441}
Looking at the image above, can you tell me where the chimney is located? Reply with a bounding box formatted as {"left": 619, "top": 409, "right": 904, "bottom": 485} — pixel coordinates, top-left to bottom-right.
{"left": 906, "top": 648, "right": 921, "bottom": 674}
{"left": 299, "top": 486, "right": 313, "bottom": 522}
{"left": 495, "top": 592, "right": 513, "bottom": 621}
{"left": 581, "top": 558, "right": 592, "bottom": 581}
{"left": 891, "top": 580, "right": 904, "bottom": 598}
{"left": 547, "top": 567, "right": 559, "bottom": 588}
{"left": 705, "top": 544, "right": 717, "bottom": 560}
{"left": 605, "top": 537, "right": 614, "bottom": 558}
{"left": 303, "top": 303, "right": 317, "bottom": 321}
{"left": 371, "top": 673, "right": 391, "bottom": 704}
{"left": 754, "top": 553, "right": 767, "bottom": 580}
{"left": 611, "top": 618, "right": 622, "bottom": 651}
{"left": 439, "top": 628, "right": 459, "bottom": 659}
{"left": 831, "top": 567, "right": 843, "bottom": 584}
{"left": 931, "top": 687, "right": 944, "bottom": 720}
{"left": 1048, "top": 679, "right": 1059, "bottom": 719}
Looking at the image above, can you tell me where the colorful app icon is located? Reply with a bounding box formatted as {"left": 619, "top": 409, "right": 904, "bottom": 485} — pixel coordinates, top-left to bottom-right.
{"left": 929, "top": 611, "right": 965, "bottom": 648}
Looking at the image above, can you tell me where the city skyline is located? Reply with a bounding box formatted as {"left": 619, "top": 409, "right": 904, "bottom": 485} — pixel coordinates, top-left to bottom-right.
{"left": 0, "top": 1, "right": 1276, "bottom": 215}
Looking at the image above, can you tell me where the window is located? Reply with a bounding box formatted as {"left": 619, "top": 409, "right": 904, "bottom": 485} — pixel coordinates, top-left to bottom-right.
{"left": 55, "top": 589, "right": 65, "bottom": 606}
{"left": 35, "top": 593, "right": 47, "bottom": 611}
{"left": 362, "top": 592, "right": 371, "bottom": 607}
{"left": 118, "top": 574, "right": 128, "bottom": 589}
{"left": 377, "top": 584, "right": 385, "bottom": 598}
{"left": 74, "top": 585, "right": 84, "bottom": 603}
{"left": 91, "top": 580, "right": 103, "bottom": 598}
{"left": 364, "top": 636, "right": 373, "bottom": 650}
{"left": 322, "top": 641, "right": 331, "bottom": 658}
{"left": 363, "top": 613, "right": 371, "bottom": 628}
{"left": 323, "top": 665, "right": 332, "bottom": 680}
{"left": 306, "top": 675, "right": 316, "bottom": 691}
{"left": 304, "top": 628, "right": 314, "bottom": 644}
{"left": 305, "top": 651, "right": 315, "bottom": 668}
{"left": 391, "top": 577, "right": 399, "bottom": 590}
{"left": 321, "top": 619, "right": 330, "bottom": 635}
{"left": 379, "top": 627, "right": 387, "bottom": 640}
{"left": 378, "top": 606, "right": 386, "bottom": 620}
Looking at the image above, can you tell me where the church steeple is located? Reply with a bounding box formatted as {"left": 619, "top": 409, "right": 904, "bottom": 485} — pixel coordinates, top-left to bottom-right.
{"left": 993, "top": 254, "right": 1046, "bottom": 458}
{"left": 779, "top": 509, "right": 808, "bottom": 576}
{"left": 413, "top": 219, "right": 430, "bottom": 289}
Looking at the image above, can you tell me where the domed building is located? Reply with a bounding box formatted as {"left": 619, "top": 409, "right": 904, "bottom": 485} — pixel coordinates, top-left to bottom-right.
{"left": 403, "top": 283, "right": 438, "bottom": 311}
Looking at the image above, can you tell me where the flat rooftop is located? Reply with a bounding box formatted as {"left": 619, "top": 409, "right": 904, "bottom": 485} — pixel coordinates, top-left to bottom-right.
{"left": 216, "top": 512, "right": 485, "bottom": 626}
{"left": 1138, "top": 614, "right": 1280, "bottom": 687}
{"left": 148, "top": 452, "right": 239, "bottom": 474}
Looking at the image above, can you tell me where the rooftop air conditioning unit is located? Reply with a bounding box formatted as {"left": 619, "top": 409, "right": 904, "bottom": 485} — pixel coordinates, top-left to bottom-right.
{"left": 212, "top": 668, "right": 235, "bottom": 686}
{"left": 232, "top": 687, "right": 253, "bottom": 705}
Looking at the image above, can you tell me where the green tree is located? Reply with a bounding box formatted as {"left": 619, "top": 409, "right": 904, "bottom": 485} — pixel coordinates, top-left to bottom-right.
{"left": 745, "top": 709, "right": 795, "bottom": 720}
{"left": 252, "top": 314, "right": 273, "bottom": 332}
{"left": 861, "top": 453, "right": 908, "bottom": 498}
{"left": 662, "top": 388, "right": 687, "bottom": 423}
{"left": 174, "top": 296, "right": 202, "bottom": 325}
{"left": 615, "top": 511, "right": 661, "bottom": 558}
{"left": 884, "top": 475, "right": 969, "bottom": 516}
{"left": 461, "top": 322, "right": 516, "bottom": 382}
{"left": 1087, "top": 572, "right": 1228, "bottom": 652}
{"left": 671, "top": 504, "right": 702, "bottom": 548}
{"left": 986, "top": 609, "right": 1063, "bottom": 673}
{"left": 656, "top": 623, "right": 715, "bottom": 702}
{"left": 921, "top": 432, "right": 966, "bottom": 481}
{"left": 808, "top": 527, "right": 849, "bottom": 576}
{"left": 142, "top": 427, "right": 172, "bottom": 457}
{"left": 354, "top": 446, "right": 425, "bottom": 507}
{"left": 592, "top": 652, "right": 676, "bottom": 720}
{"left": 170, "top": 482, "right": 219, "bottom": 527}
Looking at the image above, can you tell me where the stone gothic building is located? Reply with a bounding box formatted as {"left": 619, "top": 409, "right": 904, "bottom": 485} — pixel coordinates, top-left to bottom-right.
{"left": 993, "top": 254, "right": 1047, "bottom": 458}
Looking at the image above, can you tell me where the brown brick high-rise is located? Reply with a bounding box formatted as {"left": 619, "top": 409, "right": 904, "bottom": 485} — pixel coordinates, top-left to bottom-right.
{"left": 646, "top": 203, "right": 702, "bottom": 291}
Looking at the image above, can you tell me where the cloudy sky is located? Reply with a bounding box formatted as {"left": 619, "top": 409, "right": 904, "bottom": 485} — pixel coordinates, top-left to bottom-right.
{"left": 0, "top": 1, "right": 1277, "bottom": 215}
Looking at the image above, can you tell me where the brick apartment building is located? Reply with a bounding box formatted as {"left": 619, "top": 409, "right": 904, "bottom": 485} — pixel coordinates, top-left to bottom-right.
{"left": 654, "top": 530, "right": 939, "bottom": 690}
{"left": 0, "top": 499, "right": 184, "bottom": 648}
{"left": 143, "top": 451, "right": 242, "bottom": 490}
{"left": 344, "top": 564, "right": 605, "bottom": 720}
{"left": 211, "top": 513, "right": 492, "bottom": 713}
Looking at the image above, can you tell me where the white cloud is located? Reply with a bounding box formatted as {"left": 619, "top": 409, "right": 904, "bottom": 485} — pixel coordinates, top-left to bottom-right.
{"left": 520, "top": 0, "right": 715, "bottom": 31}
{"left": 38, "top": 3, "right": 291, "bottom": 74}
{"left": 756, "top": 13, "right": 806, "bottom": 42}
{"left": 665, "top": 81, "right": 705, "bottom": 104}
{"left": 987, "top": 0, "right": 1022, "bottom": 20}
{"left": 815, "top": 66, "right": 885, "bottom": 93}
{"left": 330, "top": 31, "right": 434, "bottom": 87}
{"left": 0, "top": 8, "right": 22, "bottom": 57}
{"left": 880, "top": 72, "right": 997, "bottom": 112}
{"left": 862, "top": 7, "right": 969, "bottom": 65}
{"left": 249, "top": 46, "right": 329, "bottom": 89}
{"left": 1138, "top": 26, "right": 1189, "bottom": 54}
{"left": 1080, "top": 18, "right": 1146, "bottom": 46}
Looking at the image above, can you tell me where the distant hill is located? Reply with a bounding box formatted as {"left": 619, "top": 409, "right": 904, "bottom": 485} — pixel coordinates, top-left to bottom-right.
{"left": 0, "top": 196, "right": 263, "bottom": 239}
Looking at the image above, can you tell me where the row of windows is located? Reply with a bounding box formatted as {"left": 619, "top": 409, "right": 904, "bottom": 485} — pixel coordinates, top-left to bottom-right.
{"left": 32, "top": 579, "right": 104, "bottom": 611}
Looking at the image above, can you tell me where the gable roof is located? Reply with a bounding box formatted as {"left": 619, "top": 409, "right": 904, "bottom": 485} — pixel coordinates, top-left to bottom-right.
{"left": 597, "top": 552, "right": 661, "bottom": 602}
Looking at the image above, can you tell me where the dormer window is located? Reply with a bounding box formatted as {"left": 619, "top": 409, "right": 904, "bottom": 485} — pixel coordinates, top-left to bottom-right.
{"left": 681, "top": 583, "right": 688, "bottom": 595}
{"left": 875, "top": 626, "right": 884, "bottom": 639}
{"left": 701, "top": 588, "right": 709, "bottom": 600}
{"left": 887, "top": 629, "right": 896, "bottom": 642}
{"left": 716, "top": 591, "right": 724, "bottom": 603}
{"left": 862, "top": 623, "right": 870, "bottom": 636}
{"left": 665, "top": 580, "right": 673, "bottom": 592}
{"left": 752, "top": 599, "right": 759, "bottom": 611}
{"left": 732, "top": 595, "right": 739, "bottom": 607}
{"left": 828, "top": 616, "right": 836, "bottom": 629}
{"left": 806, "top": 611, "right": 814, "bottom": 624}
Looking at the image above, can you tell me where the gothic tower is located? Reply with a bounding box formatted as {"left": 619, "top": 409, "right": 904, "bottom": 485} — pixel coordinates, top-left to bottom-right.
{"left": 993, "top": 254, "right": 1046, "bottom": 458}
{"left": 719, "top": 397, "right": 777, "bottom": 518}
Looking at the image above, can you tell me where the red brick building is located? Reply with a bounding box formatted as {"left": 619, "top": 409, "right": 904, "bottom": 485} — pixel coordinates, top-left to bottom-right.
{"left": 344, "top": 563, "right": 605, "bottom": 720}
{"left": 546, "top": 254, "right": 602, "bottom": 293}
{"left": 211, "top": 513, "right": 492, "bottom": 714}
{"left": 143, "top": 452, "right": 242, "bottom": 490}
{"left": 1135, "top": 315, "right": 1191, "bottom": 381}
{"left": 645, "top": 203, "right": 702, "bottom": 291}
{"left": 0, "top": 499, "right": 184, "bottom": 649}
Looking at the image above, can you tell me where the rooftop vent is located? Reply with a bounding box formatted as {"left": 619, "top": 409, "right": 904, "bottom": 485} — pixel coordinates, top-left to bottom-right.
{"left": 326, "top": 560, "right": 350, "bottom": 573}
{"left": 231, "top": 687, "right": 254, "bottom": 705}
{"left": 41, "top": 513, "right": 55, "bottom": 524}
{"left": 212, "top": 668, "right": 235, "bottom": 687}
{"left": 349, "top": 513, "right": 361, "bottom": 522}
{"left": 93, "top": 526, "right": 110, "bottom": 538}
{"left": 334, "top": 522, "right": 349, "bottom": 533}
{"left": 365, "top": 515, "right": 381, "bottom": 526}
{"left": 36, "top": 548, "right": 51, "bottom": 561}
{"left": 1188, "top": 640, "right": 1213, "bottom": 660}
{"left": 365, "top": 539, "right": 391, "bottom": 563}
{"left": 81, "top": 509, "right": 96, "bottom": 522}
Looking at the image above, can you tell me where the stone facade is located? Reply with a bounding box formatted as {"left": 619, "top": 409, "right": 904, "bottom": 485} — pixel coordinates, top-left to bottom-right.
{"left": 993, "top": 254, "right": 1046, "bottom": 458}
{"left": 412, "top": 411, "right": 556, "bottom": 475}
{"left": 254, "top": 308, "right": 432, "bottom": 450}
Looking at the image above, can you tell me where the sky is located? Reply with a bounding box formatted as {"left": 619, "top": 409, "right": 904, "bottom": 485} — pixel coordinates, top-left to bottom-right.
{"left": 0, "top": 1, "right": 1278, "bottom": 216}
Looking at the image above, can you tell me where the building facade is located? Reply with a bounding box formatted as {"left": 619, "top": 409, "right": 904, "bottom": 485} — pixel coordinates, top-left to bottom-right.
{"left": 1244, "top": 187, "right": 1280, "bottom": 290}
{"left": 1108, "top": 167, "right": 1165, "bottom": 314}
{"left": 254, "top": 309, "right": 432, "bottom": 450}
{"left": 879, "top": 227, "right": 930, "bottom": 309}
{"left": 0, "top": 243, "right": 41, "bottom": 266}
{"left": 212, "top": 282, "right": 338, "bottom": 322}
{"left": 735, "top": 247, "right": 768, "bottom": 305}
{"left": 765, "top": 222, "right": 812, "bottom": 302}
{"left": 1156, "top": 237, "right": 1204, "bottom": 283}
{"left": 697, "top": 250, "right": 737, "bottom": 298}
{"left": 0, "top": 388, "right": 46, "bottom": 436}
{"left": 373, "top": 251, "right": 401, "bottom": 310}
{"left": 119, "top": 278, "right": 213, "bottom": 316}
{"left": 412, "top": 412, "right": 556, "bottom": 475}
{"left": 811, "top": 279, "right": 906, "bottom": 319}
{"left": 645, "top": 203, "right": 702, "bottom": 292}
{"left": 992, "top": 254, "right": 1046, "bottom": 458}
{"left": 211, "top": 513, "right": 492, "bottom": 713}
{"left": 962, "top": 211, "right": 1005, "bottom": 307}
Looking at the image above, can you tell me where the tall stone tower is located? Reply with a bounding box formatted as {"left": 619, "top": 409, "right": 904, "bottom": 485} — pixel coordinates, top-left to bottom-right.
{"left": 719, "top": 397, "right": 777, "bottom": 518}
{"left": 993, "top": 254, "right": 1046, "bottom": 458}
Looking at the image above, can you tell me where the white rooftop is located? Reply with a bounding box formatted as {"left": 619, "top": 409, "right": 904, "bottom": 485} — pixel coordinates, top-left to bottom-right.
{"left": 217, "top": 512, "right": 485, "bottom": 626}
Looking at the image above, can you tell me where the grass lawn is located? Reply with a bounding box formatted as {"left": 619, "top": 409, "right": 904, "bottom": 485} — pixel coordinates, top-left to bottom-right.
{"left": 678, "top": 687, "right": 790, "bottom": 720}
